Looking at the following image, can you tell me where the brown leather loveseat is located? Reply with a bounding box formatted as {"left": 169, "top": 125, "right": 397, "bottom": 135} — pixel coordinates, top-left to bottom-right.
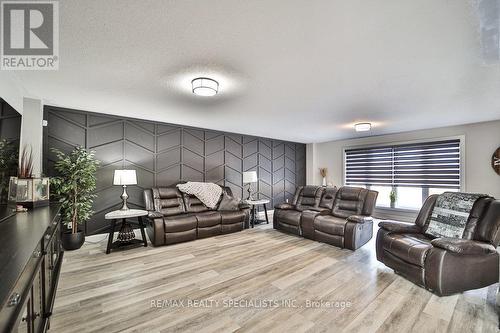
{"left": 143, "top": 186, "right": 249, "bottom": 246}
{"left": 274, "top": 186, "right": 378, "bottom": 250}
{"left": 376, "top": 194, "right": 500, "bottom": 296}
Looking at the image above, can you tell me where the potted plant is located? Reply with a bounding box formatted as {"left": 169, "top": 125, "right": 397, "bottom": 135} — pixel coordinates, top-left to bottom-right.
{"left": 389, "top": 188, "right": 397, "bottom": 208}
{"left": 51, "top": 147, "right": 100, "bottom": 250}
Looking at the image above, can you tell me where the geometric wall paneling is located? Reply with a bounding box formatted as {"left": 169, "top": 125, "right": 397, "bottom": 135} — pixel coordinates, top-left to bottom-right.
{"left": 93, "top": 141, "right": 123, "bottom": 166}
{"left": 182, "top": 164, "right": 204, "bottom": 182}
{"left": 125, "top": 122, "right": 155, "bottom": 152}
{"left": 47, "top": 113, "right": 86, "bottom": 147}
{"left": 182, "top": 147, "right": 204, "bottom": 171}
{"left": 157, "top": 129, "right": 181, "bottom": 152}
{"left": 88, "top": 121, "right": 124, "bottom": 148}
{"left": 157, "top": 147, "right": 181, "bottom": 171}
{"left": 125, "top": 142, "right": 155, "bottom": 171}
{"left": 205, "top": 134, "right": 224, "bottom": 155}
{"left": 156, "top": 165, "right": 181, "bottom": 187}
{"left": 44, "top": 105, "right": 306, "bottom": 235}
{"left": 95, "top": 160, "right": 122, "bottom": 192}
{"left": 183, "top": 129, "right": 204, "bottom": 156}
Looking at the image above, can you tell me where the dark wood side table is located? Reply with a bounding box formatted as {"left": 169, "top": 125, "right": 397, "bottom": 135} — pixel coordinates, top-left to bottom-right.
{"left": 105, "top": 209, "right": 148, "bottom": 254}
{"left": 244, "top": 199, "right": 270, "bottom": 228}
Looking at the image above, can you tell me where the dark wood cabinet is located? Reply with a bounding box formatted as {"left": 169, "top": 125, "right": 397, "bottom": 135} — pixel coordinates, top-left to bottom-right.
{"left": 0, "top": 206, "right": 63, "bottom": 333}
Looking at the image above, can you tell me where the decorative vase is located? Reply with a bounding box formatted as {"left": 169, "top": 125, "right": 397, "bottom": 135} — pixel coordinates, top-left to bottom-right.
{"left": 322, "top": 177, "right": 327, "bottom": 186}
{"left": 61, "top": 230, "right": 85, "bottom": 250}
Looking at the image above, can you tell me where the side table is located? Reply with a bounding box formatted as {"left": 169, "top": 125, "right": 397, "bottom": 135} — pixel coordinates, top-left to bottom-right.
{"left": 244, "top": 199, "right": 270, "bottom": 228}
{"left": 105, "top": 209, "right": 148, "bottom": 254}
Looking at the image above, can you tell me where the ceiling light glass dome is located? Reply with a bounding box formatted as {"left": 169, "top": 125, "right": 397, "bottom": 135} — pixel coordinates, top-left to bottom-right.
{"left": 192, "top": 77, "right": 219, "bottom": 97}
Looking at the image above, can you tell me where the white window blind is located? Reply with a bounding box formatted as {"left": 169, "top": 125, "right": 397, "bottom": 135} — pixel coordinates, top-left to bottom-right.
{"left": 345, "top": 139, "right": 461, "bottom": 189}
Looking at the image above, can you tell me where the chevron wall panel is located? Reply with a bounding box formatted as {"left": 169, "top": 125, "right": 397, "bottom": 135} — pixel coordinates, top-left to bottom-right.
{"left": 43, "top": 106, "right": 306, "bottom": 235}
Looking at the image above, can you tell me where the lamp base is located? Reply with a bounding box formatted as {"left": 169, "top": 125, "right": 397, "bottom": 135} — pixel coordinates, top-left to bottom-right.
{"left": 120, "top": 185, "right": 130, "bottom": 211}
{"left": 246, "top": 184, "right": 254, "bottom": 201}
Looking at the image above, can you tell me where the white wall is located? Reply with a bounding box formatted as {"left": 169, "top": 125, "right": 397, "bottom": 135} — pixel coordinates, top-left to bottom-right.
{"left": 309, "top": 120, "right": 500, "bottom": 219}
{"left": 19, "top": 98, "right": 44, "bottom": 177}
{"left": 0, "top": 72, "right": 26, "bottom": 114}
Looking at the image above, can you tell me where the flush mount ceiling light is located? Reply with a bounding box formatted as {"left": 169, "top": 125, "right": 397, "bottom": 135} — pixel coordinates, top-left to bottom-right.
{"left": 191, "top": 77, "right": 219, "bottom": 97}
{"left": 354, "top": 122, "right": 372, "bottom": 132}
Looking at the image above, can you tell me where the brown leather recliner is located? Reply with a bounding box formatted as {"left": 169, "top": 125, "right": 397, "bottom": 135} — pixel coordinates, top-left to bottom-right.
{"left": 274, "top": 186, "right": 378, "bottom": 250}
{"left": 143, "top": 186, "right": 250, "bottom": 246}
{"left": 273, "top": 185, "right": 325, "bottom": 236}
{"left": 376, "top": 194, "right": 500, "bottom": 296}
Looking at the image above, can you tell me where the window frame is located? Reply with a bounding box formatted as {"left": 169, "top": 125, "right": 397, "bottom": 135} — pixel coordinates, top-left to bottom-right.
{"left": 342, "top": 135, "right": 465, "bottom": 211}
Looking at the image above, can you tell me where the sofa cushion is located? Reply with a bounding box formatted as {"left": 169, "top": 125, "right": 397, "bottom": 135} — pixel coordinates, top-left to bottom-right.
{"left": 318, "top": 186, "right": 338, "bottom": 210}
{"left": 382, "top": 233, "right": 433, "bottom": 267}
{"left": 314, "top": 215, "right": 347, "bottom": 236}
{"left": 183, "top": 194, "right": 210, "bottom": 213}
{"left": 276, "top": 210, "right": 302, "bottom": 226}
{"left": 296, "top": 185, "right": 322, "bottom": 210}
{"left": 220, "top": 210, "right": 246, "bottom": 224}
{"left": 196, "top": 211, "right": 222, "bottom": 228}
{"left": 152, "top": 188, "right": 185, "bottom": 216}
{"left": 164, "top": 214, "right": 197, "bottom": 232}
{"left": 332, "top": 187, "right": 368, "bottom": 219}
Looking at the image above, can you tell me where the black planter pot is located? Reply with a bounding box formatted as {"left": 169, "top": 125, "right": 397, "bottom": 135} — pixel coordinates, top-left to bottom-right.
{"left": 61, "top": 230, "right": 85, "bottom": 250}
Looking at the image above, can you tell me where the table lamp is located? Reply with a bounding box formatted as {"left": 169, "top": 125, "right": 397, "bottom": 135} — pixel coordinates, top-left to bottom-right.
{"left": 243, "top": 171, "right": 258, "bottom": 200}
{"left": 113, "top": 170, "right": 137, "bottom": 210}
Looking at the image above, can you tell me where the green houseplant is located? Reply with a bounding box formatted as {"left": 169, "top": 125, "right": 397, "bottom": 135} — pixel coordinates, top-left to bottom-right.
{"left": 389, "top": 188, "right": 397, "bottom": 208}
{"left": 51, "top": 147, "right": 100, "bottom": 250}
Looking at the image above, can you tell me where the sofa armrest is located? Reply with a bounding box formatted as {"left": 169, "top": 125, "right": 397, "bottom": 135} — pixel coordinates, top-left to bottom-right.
{"left": 378, "top": 220, "right": 421, "bottom": 233}
{"left": 347, "top": 215, "right": 373, "bottom": 224}
{"left": 431, "top": 238, "right": 496, "bottom": 255}
{"left": 148, "top": 211, "right": 164, "bottom": 219}
{"left": 274, "top": 203, "right": 295, "bottom": 210}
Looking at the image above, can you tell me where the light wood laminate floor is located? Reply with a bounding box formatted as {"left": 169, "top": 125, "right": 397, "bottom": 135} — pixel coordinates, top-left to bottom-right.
{"left": 51, "top": 223, "right": 499, "bottom": 333}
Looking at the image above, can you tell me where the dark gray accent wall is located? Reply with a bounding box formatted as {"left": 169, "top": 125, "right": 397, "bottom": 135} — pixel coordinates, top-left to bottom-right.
{"left": 0, "top": 99, "right": 22, "bottom": 143}
{"left": 43, "top": 106, "right": 306, "bottom": 235}
{"left": 0, "top": 99, "right": 22, "bottom": 205}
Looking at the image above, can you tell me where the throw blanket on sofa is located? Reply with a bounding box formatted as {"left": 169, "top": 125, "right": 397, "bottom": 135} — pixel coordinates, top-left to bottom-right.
{"left": 176, "top": 182, "right": 222, "bottom": 209}
{"left": 426, "top": 192, "right": 488, "bottom": 238}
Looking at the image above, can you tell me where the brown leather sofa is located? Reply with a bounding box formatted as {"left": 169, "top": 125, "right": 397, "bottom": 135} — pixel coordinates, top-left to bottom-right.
{"left": 274, "top": 186, "right": 378, "bottom": 250}
{"left": 143, "top": 186, "right": 250, "bottom": 246}
{"left": 376, "top": 194, "right": 500, "bottom": 296}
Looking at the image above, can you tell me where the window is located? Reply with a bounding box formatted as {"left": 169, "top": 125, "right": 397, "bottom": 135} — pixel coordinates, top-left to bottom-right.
{"left": 344, "top": 139, "right": 461, "bottom": 210}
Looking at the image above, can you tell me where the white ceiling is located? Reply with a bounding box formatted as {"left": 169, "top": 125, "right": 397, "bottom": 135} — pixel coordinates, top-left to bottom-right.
{"left": 3, "top": 0, "right": 500, "bottom": 143}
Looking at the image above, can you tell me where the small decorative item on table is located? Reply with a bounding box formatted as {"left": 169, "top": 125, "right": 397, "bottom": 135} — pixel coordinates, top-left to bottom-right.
{"left": 319, "top": 168, "right": 327, "bottom": 186}
{"left": 8, "top": 177, "right": 50, "bottom": 209}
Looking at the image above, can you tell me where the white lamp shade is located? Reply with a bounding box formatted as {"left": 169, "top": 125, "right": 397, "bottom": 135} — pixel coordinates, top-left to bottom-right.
{"left": 243, "top": 171, "right": 258, "bottom": 184}
{"left": 113, "top": 170, "right": 137, "bottom": 186}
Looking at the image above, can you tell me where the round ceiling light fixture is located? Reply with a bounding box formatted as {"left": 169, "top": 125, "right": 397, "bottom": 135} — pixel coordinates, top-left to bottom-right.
{"left": 191, "top": 77, "right": 219, "bottom": 97}
{"left": 354, "top": 122, "right": 372, "bottom": 132}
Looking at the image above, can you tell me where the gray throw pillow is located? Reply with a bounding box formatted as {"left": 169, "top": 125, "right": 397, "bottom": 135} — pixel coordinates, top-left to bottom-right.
{"left": 217, "top": 193, "right": 240, "bottom": 211}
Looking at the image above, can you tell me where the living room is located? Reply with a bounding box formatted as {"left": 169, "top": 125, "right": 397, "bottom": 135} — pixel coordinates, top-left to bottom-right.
{"left": 0, "top": 1, "right": 499, "bottom": 332}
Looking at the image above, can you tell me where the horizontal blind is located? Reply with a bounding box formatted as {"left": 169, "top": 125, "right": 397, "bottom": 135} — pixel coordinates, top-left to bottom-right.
{"left": 345, "top": 139, "right": 460, "bottom": 189}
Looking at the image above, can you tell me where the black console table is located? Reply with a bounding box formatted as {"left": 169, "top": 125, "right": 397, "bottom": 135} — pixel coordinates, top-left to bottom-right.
{"left": 0, "top": 205, "right": 63, "bottom": 333}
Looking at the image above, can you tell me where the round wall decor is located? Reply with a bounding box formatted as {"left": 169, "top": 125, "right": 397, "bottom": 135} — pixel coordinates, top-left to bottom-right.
{"left": 493, "top": 147, "right": 500, "bottom": 175}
